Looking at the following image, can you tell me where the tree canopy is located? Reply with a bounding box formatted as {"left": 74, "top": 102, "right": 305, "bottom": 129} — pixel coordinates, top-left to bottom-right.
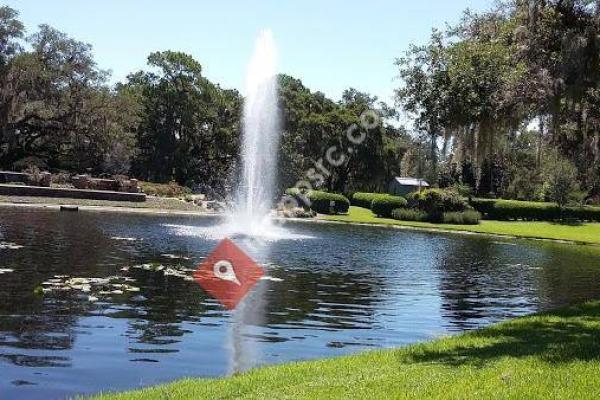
{"left": 1, "top": 2, "right": 598, "bottom": 203}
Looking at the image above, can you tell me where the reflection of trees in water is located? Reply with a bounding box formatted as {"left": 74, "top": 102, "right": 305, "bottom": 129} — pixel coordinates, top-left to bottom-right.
{"left": 436, "top": 239, "right": 540, "bottom": 331}
{"left": 0, "top": 211, "right": 121, "bottom": 366}
{"left": 250, "top": 270, "right": 382, "bottom": 329}
{"left": 531, "top": 244, "right": 600, "bottom": 310}
{"left": 0, "top": 209, "right": 387, "bottom": 371}
{"left": 115, "top": 269, "right": 213, "bottom": 353}
{"left": 119, "top": 267, "right": 383, "bottom": 353}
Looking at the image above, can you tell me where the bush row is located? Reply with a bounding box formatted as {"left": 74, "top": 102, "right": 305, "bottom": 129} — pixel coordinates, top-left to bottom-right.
{"left": 391, "top": 208, "right": 428, "bottom": 222}
{"left": 351, "top": 188, "right": 480, "bottom": 225}
{"left": 471, "top": 198, "right": 600, "bottom": 222}
{"left": 441, "top": 210, "right": 482, "bottom": 225}
{"left": 351, "top": 192, "right": 380, "bottom": 209}
{"left": 391, "top": 208, "right": 481, "bottom": 224}
{"left": 371, "top": 195, "right": 408, "bottom": 217}
{"left": 285, "top": 188, "right": 350, "bottom": 215}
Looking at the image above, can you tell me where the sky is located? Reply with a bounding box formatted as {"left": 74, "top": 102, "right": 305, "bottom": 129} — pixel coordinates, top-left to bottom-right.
{"left": 3, "top": 0, "right": 493, "bottom": 104}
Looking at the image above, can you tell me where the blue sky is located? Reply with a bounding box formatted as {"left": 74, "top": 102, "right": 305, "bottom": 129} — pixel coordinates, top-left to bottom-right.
{"left": 4, "top": 0, "right": 492, "bottom": 103}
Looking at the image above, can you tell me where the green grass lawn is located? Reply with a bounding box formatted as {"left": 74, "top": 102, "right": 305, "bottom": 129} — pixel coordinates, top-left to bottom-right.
{"left": 322, "top": 206, "right": 600, "bottom": 245}
{"left": 90, "top": 301, "right": 600, "bottom": 399}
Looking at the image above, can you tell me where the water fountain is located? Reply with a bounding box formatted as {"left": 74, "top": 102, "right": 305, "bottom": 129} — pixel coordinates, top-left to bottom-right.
{"left": 165, "top": 29, "right": 309, "bottom": 242}
{"left": 234, "top": 29, "right": 280, "bottom": 229}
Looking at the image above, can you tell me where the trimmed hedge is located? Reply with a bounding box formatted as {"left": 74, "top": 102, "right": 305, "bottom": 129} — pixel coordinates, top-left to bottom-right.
{"left": 391, "top": 208, "right": 428, "bottom": 222}
{"left": 471, "top": 198, "right": 600, "bottom": 222}
{"left": 442, "top": 211, "right": 481, "bottom": 225}
{"left": 285, "top": 188, "right": 350, "bottom": 215}
{"left": 352, "top": 192, "right": 381, "bottom": 209}
{"left": 371, "top": 195, "right": 408, "bottom": 217}
{"left": 390, "top": 208, "right": 481, "bottom": 225}
{"left": 566, "top": 206, "right": 600, "bottom": 222}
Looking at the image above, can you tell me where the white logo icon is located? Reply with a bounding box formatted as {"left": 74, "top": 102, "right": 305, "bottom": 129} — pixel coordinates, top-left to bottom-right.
{"left": 213, "top": 260, "right": 241, "bottom": 285}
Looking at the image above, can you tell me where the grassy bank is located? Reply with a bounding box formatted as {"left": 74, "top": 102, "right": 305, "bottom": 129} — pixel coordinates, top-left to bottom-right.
{"left": 91, "top": 301, "right": 600, "bottom": 399}
{"left": 322, "top": 206, "right": 600, "bottom": 245}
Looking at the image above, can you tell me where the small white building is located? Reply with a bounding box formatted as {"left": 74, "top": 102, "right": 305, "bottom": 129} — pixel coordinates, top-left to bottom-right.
{"left": 388, "top": 177, "right": 430, "bottom": 197}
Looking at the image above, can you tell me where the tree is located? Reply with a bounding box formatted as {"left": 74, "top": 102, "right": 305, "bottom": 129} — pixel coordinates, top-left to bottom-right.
{"left": 127, "top": 51, "right": 241, "bottom": 189}
{"left": 543, "top": 151, "right": 580, "bottom": 208}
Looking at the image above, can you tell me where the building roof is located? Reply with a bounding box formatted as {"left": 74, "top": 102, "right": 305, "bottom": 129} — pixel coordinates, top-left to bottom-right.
{"left": 392, "top": 177, "right": 430, "bottom": 187}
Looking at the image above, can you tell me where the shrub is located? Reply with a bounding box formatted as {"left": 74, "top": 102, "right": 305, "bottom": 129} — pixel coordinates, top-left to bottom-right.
{"left": 470, "top": 198, "right": 600, "bottom": 222}
{"left": 285, "top": 188, "right": 349, "bottom": 215}
{"left": 411, "top": 188, "right": 470, "bottom": 220}
{"left": 391, "top": 208, "right": 428, "bottom": 222}
{"left": 352, "top": 192, "right": 381, "bottom": 209}
{"left": 563, "top": 206, "right": 600, "bottom": 222}
{"left": 307, "top": 191, "right": 350, "bottom": 214}
{"left": 139, "top": 181, "right": 191, "bottom": 197}
{"left": 469, "top": 198, "right": 498, "bottom": 217}
{"left": 471, "top": 198, "right": 557, "bottom": 221}
{"left": 371, "top": 195, "right": 408, "bottom": 217}
{"left": 442, "top": 211, "right": 481, "bottom": 225}
{"left": 543, "top": 152, "right": 580, "bottom": 208}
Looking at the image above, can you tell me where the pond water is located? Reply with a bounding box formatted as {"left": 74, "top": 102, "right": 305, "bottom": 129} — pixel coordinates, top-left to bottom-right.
{"left": 1, "top": 208, "right": 600, "bottom": 399}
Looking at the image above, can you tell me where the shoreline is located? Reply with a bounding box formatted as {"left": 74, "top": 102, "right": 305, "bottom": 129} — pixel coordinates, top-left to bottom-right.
{"left": 2, "top": 200, "right": 599, "bottom": 247}
{"left": 312, "top": 216, "right": 600, "bottom": 247}
{"left": 90, "top": 300, "right": 600, "bottom": 400}
{"left": 0, "top": 199, "right": 220, "bottom": 217}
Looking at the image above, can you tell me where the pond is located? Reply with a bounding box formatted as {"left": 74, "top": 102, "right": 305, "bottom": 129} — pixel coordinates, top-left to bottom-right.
{"left": 1, "top": 208, "right": 600, "bottom": 399}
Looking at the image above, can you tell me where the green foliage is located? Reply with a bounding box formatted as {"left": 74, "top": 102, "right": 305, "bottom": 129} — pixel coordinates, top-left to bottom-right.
{"left": 471, "top": 199, "right": 561, "bottom": 221}
{"left": 469, "top": 198, "right": 498, "bottom": 217}
{"left": 442, "top": 211, "right": 481, "bottom": 225}
{"left": 127, "top": 51, "right": 241, "bottom": 189}
{"left": 565, "top": 207, "right": 600, "bottom": 223}
{"left": 139, "top": 181, "right": 191, "bottom": 198}
{"left": 543, "top": 152, "right": 581, "bottom": 208}
{"left": 307, "top": 191, "right": 350, "bottom": 215}
{"left": 277, "top": 75, "right": 409, "bottom": 195}
{"left": 411, "top": 188, "right": 470, "bottom": 221}
{"left": 450, "top": 182, "right": 472, "bottom": 197}
{"left": 371, "top": 195, "right": 407, "bottom": 217}
{"left": 391, "top": 208, "right": 428, "bottom": 222}
{"left": 395, "top": 2, "right": 600, "bottom": 200}
{"left": 285, "top": 188, "right": 349, "bottom": 215}
{"left": 351, "top": 192, "right": 381, "bottom": 209}
{"left": 389, "top": 199, "right": 480, "bottom": 225}
{"left": 471, "top": 198, "right": 600, "bottom": 222}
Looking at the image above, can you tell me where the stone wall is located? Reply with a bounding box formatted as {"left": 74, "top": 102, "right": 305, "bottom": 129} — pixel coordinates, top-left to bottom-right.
{"left": 0, "top": 184, "right": 147, "bottom": 202}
